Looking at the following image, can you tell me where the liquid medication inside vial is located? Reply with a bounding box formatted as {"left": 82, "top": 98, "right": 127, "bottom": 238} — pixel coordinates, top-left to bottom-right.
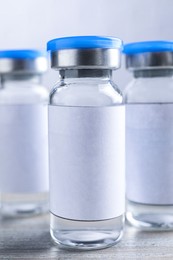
{"left": 124, "top": 41, "right": 173, "bottom": 230}
{"left": 0, "top": 50, "right": 49, "bottom": 218}
{"left": 47, "top": 36, "right": 125, "bottom": 250}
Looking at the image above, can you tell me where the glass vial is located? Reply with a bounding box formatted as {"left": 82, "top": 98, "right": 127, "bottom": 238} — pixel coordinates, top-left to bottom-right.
{"left": 124, "top": 41, "right": 173, "bottom": 230}
{"left": 47, "top": 36, "right": 125, "bottom": 250}
{"left": 0, "top": 50, "right": 49, "bottom": 218}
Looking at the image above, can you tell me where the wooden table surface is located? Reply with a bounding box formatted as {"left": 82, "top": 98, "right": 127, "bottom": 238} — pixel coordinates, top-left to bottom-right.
{"left": 1, "top": 213, "right": 173, "bottom": 260}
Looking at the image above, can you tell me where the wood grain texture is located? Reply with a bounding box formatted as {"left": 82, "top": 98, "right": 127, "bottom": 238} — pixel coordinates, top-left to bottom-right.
{"left": 1, "top": 214, "right": 173, "bottom": 259}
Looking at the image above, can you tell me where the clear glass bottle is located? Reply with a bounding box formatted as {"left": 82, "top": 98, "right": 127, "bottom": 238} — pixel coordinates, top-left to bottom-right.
{"left": 47, "top": 36, "right": 125, "bottom": 250}
{"left": 124, "top": 41, "right": 173, "bottom": 230}
{"left": 0, "top": 50, "right": 49, "bottom": 218}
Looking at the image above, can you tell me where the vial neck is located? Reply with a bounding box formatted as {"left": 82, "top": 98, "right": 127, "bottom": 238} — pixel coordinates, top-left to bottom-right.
{"left": 1, "top": 74, "right": 41, "bottom": 87}
{"left": 133, "top": 69, "right": 173, "bottom": 78}
{"left": 59, "top": 69, "right": 112, "bottom": 82}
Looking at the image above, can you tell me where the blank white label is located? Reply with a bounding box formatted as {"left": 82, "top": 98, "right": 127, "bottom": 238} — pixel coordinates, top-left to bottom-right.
{"left": 126, "top": 104, "right": 173, "bottom": 205}
{"left": 49, "top": 105, "right": 125, "bottom": 221}
{"left": 0, "top": 104, "right": 49, "bottom": 193}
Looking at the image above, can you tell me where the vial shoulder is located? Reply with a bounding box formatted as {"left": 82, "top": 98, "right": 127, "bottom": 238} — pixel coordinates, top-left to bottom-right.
{"left": 124, "top": 77, "right": 173, "bottom": 103}
{"left": 50, "top": 80, "right": 123, "bottom": 106}
{"left": 0, "top": 83, "right": 49, "bottom": 104}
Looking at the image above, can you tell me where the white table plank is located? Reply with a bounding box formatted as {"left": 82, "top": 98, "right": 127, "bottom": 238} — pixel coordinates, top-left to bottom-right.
{"left": 1, "top": 214, "right": 173, "bottom": 259}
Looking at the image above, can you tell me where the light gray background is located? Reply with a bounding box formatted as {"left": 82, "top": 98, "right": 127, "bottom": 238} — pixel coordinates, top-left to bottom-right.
{"left": 0, "top": 0, "right": 172, "bottom": 90}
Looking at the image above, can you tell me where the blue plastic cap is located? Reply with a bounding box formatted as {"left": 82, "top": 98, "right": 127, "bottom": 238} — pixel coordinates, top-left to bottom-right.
{"left": 0, "top": 50, "right": 47, "bottom": 59}
{"left": 47, "top": 36, "right": 123, "bottom": 51}
{"left": 123, "top": 41, "right": 173, "bottom": 55}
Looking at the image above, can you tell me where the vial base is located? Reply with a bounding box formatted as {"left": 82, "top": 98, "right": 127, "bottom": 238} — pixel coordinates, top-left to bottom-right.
{"left": 126, "top": 200, "right": 173, "bottom": 230}
{"left": 1, "top": 192, "right": 49, "bottom": 218}
{"left": 50, "top": 213, "right": 124, "bottom": 251}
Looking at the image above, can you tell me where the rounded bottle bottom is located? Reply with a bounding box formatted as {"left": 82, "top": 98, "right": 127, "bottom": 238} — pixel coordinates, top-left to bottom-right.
{"left": 1, "top": 192, "right": 49, "bottom": 218}
{"left": 126, "top": 200, "right": 173, "bottom": 230}
{"left": 50, "top": 213, "right": 124, "bottom": 251}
